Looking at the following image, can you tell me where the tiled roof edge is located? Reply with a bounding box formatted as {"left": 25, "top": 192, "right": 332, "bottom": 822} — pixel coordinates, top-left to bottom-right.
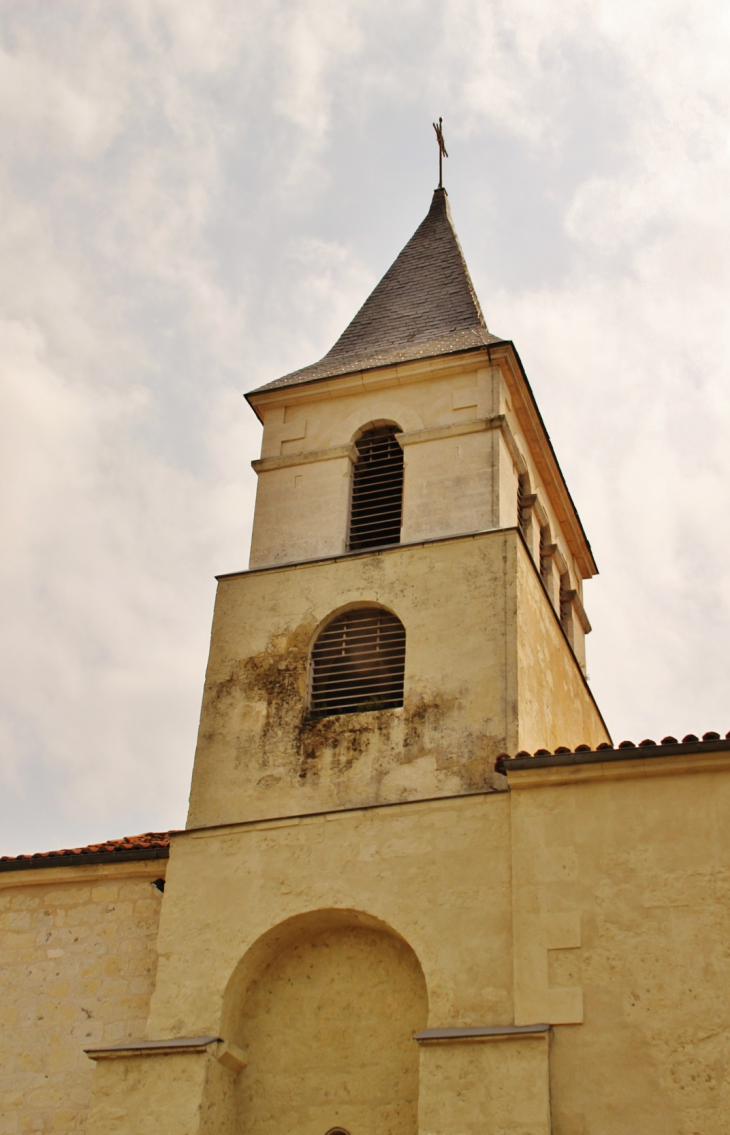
{"left": 496, "top": 734, "right": 730, "bottom": 774}
{"left": 0, "top": 845, "right": 170, "bottom": 873}
{"left": 0, "top": 833, "right": 175, "bottom": 873}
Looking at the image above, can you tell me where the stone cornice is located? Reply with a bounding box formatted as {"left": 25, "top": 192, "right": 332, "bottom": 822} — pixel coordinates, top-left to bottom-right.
{"left": 396, "top": 412, "right": 521, "bottom": 465}
{"left": 252, "top": 443, "right": 357, "bottom": 474}
{"left": 247, "top": 347, "right": 491, "bottom": 416}
{"left": 561, "top": 587, "right": 591, "bottom": 634}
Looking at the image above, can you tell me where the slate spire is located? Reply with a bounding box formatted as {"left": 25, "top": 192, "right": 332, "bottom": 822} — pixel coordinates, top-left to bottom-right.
{"left": 256, "top": 189, "right": 502, "bottom": 392}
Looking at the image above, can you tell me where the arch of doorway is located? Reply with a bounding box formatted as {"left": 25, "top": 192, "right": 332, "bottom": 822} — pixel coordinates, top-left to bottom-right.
{"left": 201, "top": 908, "right": 428, "bottom": 1135}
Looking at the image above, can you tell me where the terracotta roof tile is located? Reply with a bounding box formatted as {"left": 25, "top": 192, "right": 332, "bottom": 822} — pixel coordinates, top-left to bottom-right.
{"left": 0, "top": 831, "right": 177, "bottom": 870}
{"left": 495, "top": 732, "right": 730, "bottom": 774}
{"left": 251, "top": 188, "right": 503, "bottom": 395}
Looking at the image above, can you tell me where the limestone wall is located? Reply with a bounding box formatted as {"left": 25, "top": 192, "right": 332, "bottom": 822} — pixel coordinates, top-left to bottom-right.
{"left": 0, "top": 859, "right": 165, "bottom": 1135}
{"left": 515, "top": 537, "right": 610, "bottom": 753}
{"left": 510, "top": 754, "right": 730, "bottom": 1133}
{"left": 152, "top": 793, "right": 513, "bottom": 1043}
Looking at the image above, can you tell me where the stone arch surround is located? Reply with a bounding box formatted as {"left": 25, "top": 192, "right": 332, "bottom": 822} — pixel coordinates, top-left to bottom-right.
{"left": 209, "top": 908, "right": 428, "bottom": 1135}
{"left": 338, "top": 401, "right": 424, "bottom": 442}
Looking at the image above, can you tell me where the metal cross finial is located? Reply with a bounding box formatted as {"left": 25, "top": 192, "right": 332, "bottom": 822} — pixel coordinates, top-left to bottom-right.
{"left": 432, "top": 117, "right": 448, "bottom": 189}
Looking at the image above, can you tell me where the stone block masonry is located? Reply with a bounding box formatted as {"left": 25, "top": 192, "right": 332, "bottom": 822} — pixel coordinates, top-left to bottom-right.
{"left": 0, "top": 860, "right": 165, "bottom": 1134}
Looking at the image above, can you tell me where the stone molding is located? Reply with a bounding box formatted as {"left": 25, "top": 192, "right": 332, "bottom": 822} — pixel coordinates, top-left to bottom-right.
{"left": 217, "top": 525, "right": 507, "bottom": 580}
{"left": 414, "top": 1024, "right": 550, "bottom": 1044}
{"left": 85, "top": 1035, "right": 220, "bottom": 1060}
{"left": 395, "top": 413, "right": 526, "bottom": 488}
{"left": 542, "top": 540, "right": 567, "bottom": 574}
{"left": 248, "top": 348, "right": 491, "bottom": 415}
{"left": 85, "top": 1036, "right": 248, "bottom": 1071}
{"left": 397, "top": 417, "right": 493, "bottom": 447}
{"left": 251, "top": 414, "right": 523, "bottom": 473}
{"left": 560, "top": 587, "right": 592, "bottom": 634}
{"left": 184, "top": 788, "right": 499, "bottom": 844}
{"left": 523, "top": 492, "right": 548, "bottom": 531}
{"left": 252, "top": 443, "right": 357, "bottom": 474}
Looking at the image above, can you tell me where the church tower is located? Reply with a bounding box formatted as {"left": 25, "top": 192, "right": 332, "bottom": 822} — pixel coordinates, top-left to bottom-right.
{"left": 84, "top": 188, "right": 611, "bottom": 1135}
{"left": 186, "top": 186, "right": 608, "bottom": 832}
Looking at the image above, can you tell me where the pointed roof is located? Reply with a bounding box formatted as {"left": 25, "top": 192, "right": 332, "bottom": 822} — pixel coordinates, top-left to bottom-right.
{"left": 253, "top": 188, "right": 503, "bottom": 394}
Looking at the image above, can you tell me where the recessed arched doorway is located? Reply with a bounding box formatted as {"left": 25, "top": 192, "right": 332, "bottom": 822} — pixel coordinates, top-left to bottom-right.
{"left": 211, "top": 909, "right": 428, "bottom": 1135}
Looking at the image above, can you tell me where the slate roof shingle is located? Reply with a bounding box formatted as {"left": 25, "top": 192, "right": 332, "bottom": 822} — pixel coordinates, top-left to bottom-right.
{"left": 252, "top": 188, "right": 503, "bottom": 394}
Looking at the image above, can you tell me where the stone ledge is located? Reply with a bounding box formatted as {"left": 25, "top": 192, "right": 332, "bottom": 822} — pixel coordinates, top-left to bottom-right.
{"left": 414, "top": 1024, "right": 551, "bottom": 1044}
{"left": 252, "top": 443, "right": 356, "bottom": 474}
{"left": 85, "top": 1036, "right": 220, "bottom": 1060}
{"left": 217, "top": 524, "right": 517, "bottom": 581}
{"left": 85, "top": 1036, "right": 248, "bottom": 1071}
{"left": 184, "top": 787, "right": 504, "bottom": 843}
{"left": 397, "top": 417, "right": 492, "bottom": 446}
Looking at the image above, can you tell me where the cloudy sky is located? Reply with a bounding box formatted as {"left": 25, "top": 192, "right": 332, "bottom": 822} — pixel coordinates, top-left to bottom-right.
{"left": 1, "top": 0, "right": 729, "bottom": 856}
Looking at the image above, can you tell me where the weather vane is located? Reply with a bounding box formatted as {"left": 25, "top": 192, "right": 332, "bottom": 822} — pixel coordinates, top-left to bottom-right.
{"left": 432, "top": 117, "right": 448, "bottom": 189}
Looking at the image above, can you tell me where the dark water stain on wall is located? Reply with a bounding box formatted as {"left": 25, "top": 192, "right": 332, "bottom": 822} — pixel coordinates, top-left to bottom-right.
{"left": 207, "top": 619, "right": 505, "bottom": 795}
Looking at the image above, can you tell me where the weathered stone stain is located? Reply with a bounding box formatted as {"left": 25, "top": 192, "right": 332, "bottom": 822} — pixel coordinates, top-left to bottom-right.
{"left": 206, "top": 624, "right": 506, "bottom": 800}
{"left": 187, "top": 532, "right": 607, "bottom": 828}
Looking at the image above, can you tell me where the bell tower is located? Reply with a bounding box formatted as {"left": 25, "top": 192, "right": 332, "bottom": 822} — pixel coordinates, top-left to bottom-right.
{"left": 84, "top": 185, "right": 613, "bottom": 1135}
{"left": 43, "top": 175, "right": 730, "bottom": 1135}
{"left": 186, "top": 188, "right": 609, "bottom": 831}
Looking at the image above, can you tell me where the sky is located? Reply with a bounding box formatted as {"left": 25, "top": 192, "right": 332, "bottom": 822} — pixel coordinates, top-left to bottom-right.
{"left": 1, "top": 0, "right": 729, "bottom": 857}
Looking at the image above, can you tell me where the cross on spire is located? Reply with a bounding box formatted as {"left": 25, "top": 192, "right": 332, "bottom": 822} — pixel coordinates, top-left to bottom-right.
{"left": 432, "top": 117, "right": 448, "bottom": 189}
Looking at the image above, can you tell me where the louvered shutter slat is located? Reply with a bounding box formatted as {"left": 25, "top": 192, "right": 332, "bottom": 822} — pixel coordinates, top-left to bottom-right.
{"left": 348, "top": 426, "right": 403, "bottom": 551}
{"left": 310, "top": 608, "right": 406, "bottom": 718}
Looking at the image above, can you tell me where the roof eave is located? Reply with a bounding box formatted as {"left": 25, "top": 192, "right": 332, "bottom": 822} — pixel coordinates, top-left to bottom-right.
{"left": 492, "top": 341, "right": 598, "bottom": 578}
{"left": 0, "top": 845, "right": 170, "bottom": 873}
{"left": 244, "top": 341, "right": 503, "bottom": 422}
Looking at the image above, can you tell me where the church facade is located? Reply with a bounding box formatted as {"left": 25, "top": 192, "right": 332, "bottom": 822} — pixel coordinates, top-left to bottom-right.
{"left": 2, "top": 188, "right": 730, "bottom": 1135}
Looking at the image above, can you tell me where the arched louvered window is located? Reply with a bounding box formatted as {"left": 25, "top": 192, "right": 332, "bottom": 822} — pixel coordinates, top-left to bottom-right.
{"left": 348, "top": 426, "right": 404, "bottom": 551}
{"left": 309, "top": 608, "right": 406, "bottom": 718}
